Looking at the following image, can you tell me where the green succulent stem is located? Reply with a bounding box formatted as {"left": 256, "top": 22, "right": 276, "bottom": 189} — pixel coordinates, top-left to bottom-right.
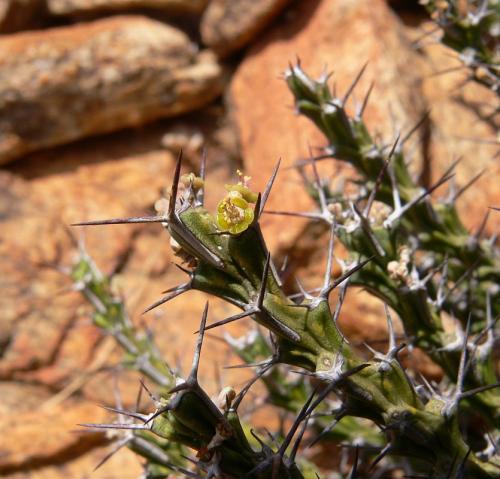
{"left": 164, "top": 195, "right": 498, "bottom": 477}
{"left": 69, "top": 56, "right": 499, "bottom": 476}
{"left": 286, "top": 64, "right": 500, "bottom": 430}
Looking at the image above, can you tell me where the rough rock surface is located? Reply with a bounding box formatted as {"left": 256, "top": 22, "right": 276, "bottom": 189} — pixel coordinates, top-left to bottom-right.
{"left": 0, "top": 16, "right": 225, "bottom": 164}
{"left": 0, "top": 390, "right": 108, "bottom": 475}
{"left": 0, "top": 0, "right": 46, "bottom": 34}
{"left": 48, "top": 0, "right": 208, "bottom": 16}
{"left": 200, "top": 0, "right": 291, "bottom": 57}
{"left": 0, "top": 112, "right": 250, "bottom": 475}
{"left": 230, "top": 0, "right": 428, "bottom": 252}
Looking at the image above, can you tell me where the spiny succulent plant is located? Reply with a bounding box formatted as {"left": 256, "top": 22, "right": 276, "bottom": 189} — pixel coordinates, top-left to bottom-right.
{"left": 69, "top": 62, "right": 499, "bottom": 477}
{"left": 284, "top": 62, "right": 500, "bottom": 430}
{"left": 420, "top": 0, "right": 500, "bottom": 93}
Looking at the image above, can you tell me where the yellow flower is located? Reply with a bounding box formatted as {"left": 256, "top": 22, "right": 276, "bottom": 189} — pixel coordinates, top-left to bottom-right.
{"left": 216, "top": 171, "right": 257, "bottom": 234}
{"left": 217, "top": 191, "right": 255, "bottom": 234}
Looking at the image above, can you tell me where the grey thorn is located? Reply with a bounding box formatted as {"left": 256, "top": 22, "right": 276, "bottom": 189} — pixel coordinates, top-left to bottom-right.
{"left": 342, "top": 62, "right": 369, "bottom": 105}
{"left": 142, "top": 281, "right": 192, "bottom": 314}
{"left": 322, "top": 220, "right": 337, "bottom": 292}
{"left": 452, "top": 169, "right": 486, "bottom": 202}
{"left": 357, "top": 81, "right": 375, "bottom": 119}
{"left": 322, "top": 256, "right": 375, "bottom": 298}
{"left": 400, "top": 110, "right": 431, "bottom": 146}
{"left": 364, "top": 133, "right": 400, "bottom": 218}
{"left": 197, "top": 147, "right": 207, "bottom": 206}
{"left": 383, "top": 170, "right": 455, "bottom": 228}
{"left": 260, "top": 160, "right": 281, "bottom": 217}
{"left": 71, "top": 215, "right": 168, "bottom": 227}
{"left": 93, "top": 436, "right": 131, "bottom": 472}
{"left": 351, "top": 202, "right": 386, "bottom": 256}
{"left": 369, "top": 442, "right": 393, "bottom": 471}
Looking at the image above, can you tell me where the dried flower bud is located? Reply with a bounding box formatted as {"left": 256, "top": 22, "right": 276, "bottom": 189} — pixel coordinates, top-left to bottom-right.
{"left": 181, "top": 172, "right": 204, "bottom": 191}
{"left": 216, "top": 386, "right": 236, "bottom": 411}
{"left": 327, "top": 202, "right": 343, "bottom": 220}
{"left": 370, "top": 201, "right": 391, "bottom": 225}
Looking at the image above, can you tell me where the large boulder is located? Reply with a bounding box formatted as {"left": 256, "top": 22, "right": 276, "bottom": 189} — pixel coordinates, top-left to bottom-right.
{"left": 0, "top": 15, "right": 225, "bottom": 164}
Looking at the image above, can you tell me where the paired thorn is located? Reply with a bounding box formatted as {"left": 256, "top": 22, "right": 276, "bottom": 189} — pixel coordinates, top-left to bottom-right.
{"left": 168, "top": 149, "right": 183, "bottom": 219}
{"left": 79, "top": 422, "right": 148, "bottom": 431}
{"left": 264, "top": 210, "right": 324, "bottom": 221}
{"left": 351, "top": 203, "right": 386, "bottom": 256}
{"left": 440, "top": 259, "right": 480, "bottom": 307}
{"left": 364, "top": 304, "right": 405, "bottom": 371}
{"left": 331, "top": 281, "right": 348, "bottom": 330}
{"left": 242, "top": 389, "right": 318, "bottom": 477}
{"left": 278, "top": 388, "right": 317, "bottom": 458}
{"left": 93, "top": 436, "right": 131, "bottom": 472}
{"left": 142, "top": 281, "right": 192, "bottom": 314}
{"left": 384, "top": 170, "right": 455, "bottom": 227}
{"left": 306, "top": 363, "right": 370, "bottom": 418}
{"left": 179, "top": 302, "right": 209, "bottom": 387}
{"left": 357, "top": 81, "right": 375, "bottom": 119}
{"left": 452, "top": 169, "right": 485, "bottom": 202}
{"left": 321, "top": 256, "right": 375, "bottom": 298}
{"left": 146, "top": 303, "right": 226, "bottom": 426}
{"left": 198, "top": 148, "right": 207, "bottom": 206}
{"left": 349, "top": 446, "right": 360, "bottom": 479}
{"left": 200, "top": 253, "right": 271, "bottom": 333}
{"left": 100, "top": 405, "right": 149, "bottom": 422}
{"left": 307, "top": 409, "right": 347, "bottom": 449}
{"left": 200, "top": 308, "right": 258, "bottom": 333}
{"left": 473, "top": 209, "right": 490, "bottom": 241}
{"left": 322, "top": 221, "right": 336, "bottom": 293}
{"left": 231, "top": 361, "right": 275, "bottom": 411}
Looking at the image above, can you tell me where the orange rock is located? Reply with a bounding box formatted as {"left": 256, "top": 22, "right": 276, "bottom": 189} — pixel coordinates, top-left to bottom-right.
{"left": 0, "top": 135, "right": 177, "bottom": 381}
{"left": 230, "top": 0, "right": 428, "bottom": 253}
{"left": 7, "top": 446, "right": 143, "bottom": 479}
{"left": 200, "top": 0, "right": 291, "bottom": 57}
{"left": 0, "top": 16, "right": 224, "bottom": 164}
{"left": 0, "top": 390, "right": 108, "bottom": 473}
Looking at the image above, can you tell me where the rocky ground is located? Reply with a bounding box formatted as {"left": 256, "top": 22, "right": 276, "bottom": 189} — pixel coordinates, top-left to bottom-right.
{"left": 0, "top": 0, "right": 498, "bottom": 477}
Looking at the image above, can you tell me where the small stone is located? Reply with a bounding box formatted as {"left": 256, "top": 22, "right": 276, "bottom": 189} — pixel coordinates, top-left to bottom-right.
{"left": 200, "top": 0, "right": 291, "bottom": 57}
